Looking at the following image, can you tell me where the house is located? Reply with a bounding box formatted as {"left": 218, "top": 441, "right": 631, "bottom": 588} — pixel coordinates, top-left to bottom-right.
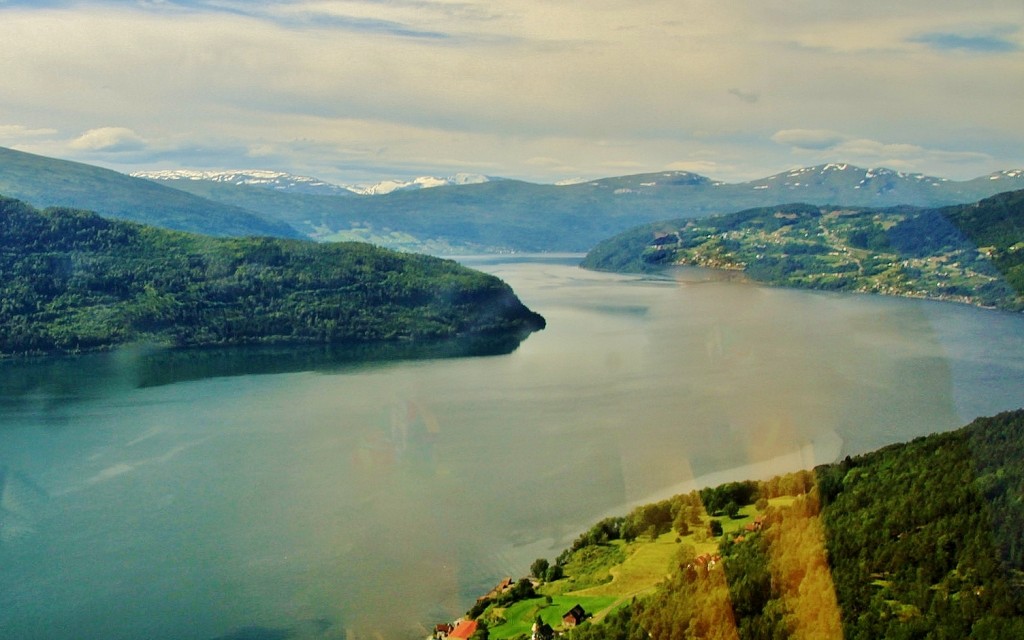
{"left": 743, "top": 515, "right": 765, "bottom": 533}
{"left": 692, "top": 553, "right": 722, "bottom": 571}
{"left": 434, "top": 623, "right": 454, "bottom": 639}
{"left": 531, "top": 620, "right": 554, "bottom": 640}
{"left": 478, "top": 577, "right": 514, "bottom": 601}
{"left": 448, "top": 619, "right": 478, "bottom": 640}
{"left": 563, "top": 604, "right": 587, "bottom": 628}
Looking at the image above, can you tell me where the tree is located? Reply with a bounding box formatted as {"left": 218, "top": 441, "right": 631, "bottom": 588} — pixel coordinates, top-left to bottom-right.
{"left": 545, "top": 564, "right": 564, "bottom": 582}
{"left": 531, "top": 558, "right": 550, "bottom": 580}
{"left": 708, "top": 519, "right": 723, "bottom": 537}
{"left": 725, "top": 501, "right": 741, "bottom": 519}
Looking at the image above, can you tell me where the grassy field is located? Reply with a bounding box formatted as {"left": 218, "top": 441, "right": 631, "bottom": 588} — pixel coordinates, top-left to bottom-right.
{"left": 488, "top": 595, "right": 620, "bottom": 639}
{"left": 481, "top": 499, "right": 799, "bottom": 637}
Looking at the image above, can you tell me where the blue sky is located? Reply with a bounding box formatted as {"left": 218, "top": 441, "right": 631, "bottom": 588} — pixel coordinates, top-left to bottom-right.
{"left": 0, "top": 0, "right": 1021, "bottom": 184}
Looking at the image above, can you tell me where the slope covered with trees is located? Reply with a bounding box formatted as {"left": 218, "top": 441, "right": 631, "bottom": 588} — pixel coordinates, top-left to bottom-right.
{"left": 0, "top": 197, "right": 544, "bottom": 358}
{"left": 582, "top": 190, "right": 1024, "bottom": 311}
{"left": 476, "top": 410, "right": 1024, "bottom": 639}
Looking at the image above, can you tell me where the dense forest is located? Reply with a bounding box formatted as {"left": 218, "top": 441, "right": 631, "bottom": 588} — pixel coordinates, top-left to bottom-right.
{"left": 0, "top": 196, "right": 544, "bottom": 357}
{"left": 581, "top": 189, "right": 1024, "bottom": 311}
{"left": 524, "top": 409, "right": 1024, "bottom": 639}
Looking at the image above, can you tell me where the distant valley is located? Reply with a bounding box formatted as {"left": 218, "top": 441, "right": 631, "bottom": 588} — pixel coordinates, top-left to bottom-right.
{"left": 135, "top": 162, "right": 1024, "bottom": 254}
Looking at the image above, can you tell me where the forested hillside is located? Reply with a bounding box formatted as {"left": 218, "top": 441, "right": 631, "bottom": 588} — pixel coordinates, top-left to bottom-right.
{"left": 0, "top": 197, "right": 544, "bottom": 357}
{"left": 581, "top": 190, "right": 1024, "bottom": 311}
{"left": 491, "top": 410, "right": 1024, "bottom": 639}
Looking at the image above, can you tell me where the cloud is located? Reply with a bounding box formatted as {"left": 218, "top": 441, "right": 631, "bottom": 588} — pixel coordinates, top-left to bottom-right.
{"left": 728, "top": 88, "right": 759, "bottom": 104}
{"left": 910, "top": 28, "right": 1021, "bottom": 53}
{"left": 771, "top": 129, "right": 849, "bottom": 151}
{"left": 770, "top": 128, "right": 995, "bottom": 175}
{"left": 524, "top": 156, "right": 565, "bottom": 166}
{"left": 665, "top": 160, "right": 728, "bottom": 175}
{"left": 0, "top": 124, "right": 58, "bottom": 139}
{"left": 0, "top": 2, "right": 1020, "bottom": 183}
{"left": 69, "top": 127, "right": 147, "bottom": 152}
{"left": 600, "top": 160, "right": 644, "bottom": 170}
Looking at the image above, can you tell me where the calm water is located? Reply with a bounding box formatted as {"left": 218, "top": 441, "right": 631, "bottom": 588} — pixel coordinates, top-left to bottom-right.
{"left": 1, "top": 257, "right": 1022, "bottom": 639}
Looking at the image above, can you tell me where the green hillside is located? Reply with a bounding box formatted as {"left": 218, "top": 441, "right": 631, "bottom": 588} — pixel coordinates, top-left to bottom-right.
{"left": 0, "top": 197, "right": 544, "bottom": 358}
{"left": 0, "top": 146, "right": 301, "bottom": 238}
{"left": 474, "top": 410, "right": 1024, "bottom": 639}
{"left": 581, "top": 191, "right": 1024, "bottom": 311}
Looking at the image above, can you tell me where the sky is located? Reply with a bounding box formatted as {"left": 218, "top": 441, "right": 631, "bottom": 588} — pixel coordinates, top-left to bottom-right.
{"left": 0, "top": 0, "right": 1022, "bottom": 185}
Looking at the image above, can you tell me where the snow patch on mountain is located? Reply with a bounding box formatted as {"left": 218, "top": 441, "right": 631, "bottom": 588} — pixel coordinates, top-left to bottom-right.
{"left": 131, "top": 169, "right": 351, "bottom": 196}
{"left": 346, "top": 173, "right": 491, "bottom": 195}
{"left": 989, "top": 170, "right": 1024, "bottom": 180}
{"left": 133, "top": 169, "right": 493, "bottom": 196}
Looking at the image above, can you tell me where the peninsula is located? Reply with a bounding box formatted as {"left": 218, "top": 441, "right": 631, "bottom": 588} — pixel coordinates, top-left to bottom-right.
{"left": 0, "top": 196, "right": 545, "bottom": 358}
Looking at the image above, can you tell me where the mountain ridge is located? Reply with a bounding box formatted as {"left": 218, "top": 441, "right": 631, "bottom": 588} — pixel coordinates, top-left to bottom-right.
{"left": 130, "top": 168, "right": 494, "bottom": 196}
{"left": 138, "top": 160, "right": 1024, "bottom": 253}
{"left": 0, "top": 147, "right": 301, "bottom": 239}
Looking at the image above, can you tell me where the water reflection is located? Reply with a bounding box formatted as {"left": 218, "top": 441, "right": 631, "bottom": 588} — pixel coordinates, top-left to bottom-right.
{"left": 0, "top": 332, "right": 528, "bottom": 407}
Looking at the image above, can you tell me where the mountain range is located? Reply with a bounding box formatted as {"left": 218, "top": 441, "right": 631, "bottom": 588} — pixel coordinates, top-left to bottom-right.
{"left": 129, "top": 169, "right": 493, "bottom": 196}
{"left": 2, "top": 145, "right": 1023, "bottom": 253}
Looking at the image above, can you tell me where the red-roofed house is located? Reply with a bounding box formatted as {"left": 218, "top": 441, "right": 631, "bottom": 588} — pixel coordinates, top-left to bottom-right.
{"left": 449, "top": 619, "right": 478, "bottom": 640}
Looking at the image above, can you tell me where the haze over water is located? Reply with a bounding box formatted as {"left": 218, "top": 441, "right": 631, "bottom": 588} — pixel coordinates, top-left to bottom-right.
{"left": 1, "top": 257, "right": 1022, "bottom": 639}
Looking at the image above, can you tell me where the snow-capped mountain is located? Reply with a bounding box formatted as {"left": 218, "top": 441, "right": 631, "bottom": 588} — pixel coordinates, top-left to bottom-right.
{"left": 986, "top": 169, "right": 1024, "bottom": 181}
{"left": 345, "top": 173, "right": 492, "bottom": 195}
{"left": 122, "top": 161, "right": 1024, "bottom": 254}
{"left": 132, "top": 169, "right": 493, "bottom": 196}
{"left": 745, "top": 163, "right": 950, "bottom": 192}
{"left": 130, "top": 169, "right": 353, "bottom": 196}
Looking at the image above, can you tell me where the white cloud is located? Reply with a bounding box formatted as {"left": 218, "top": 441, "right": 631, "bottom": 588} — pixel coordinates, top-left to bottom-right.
{"left": 770, "top": 128, "right": 997, "bottom": 176}
{"left": 771, "top": 130, "right": 850, "bottom": 151}
{"left": 665, "top": 160, "right": 730, "bottom": 176}
{"left": 69, "top": 127, "right": 147, "bottom": 152}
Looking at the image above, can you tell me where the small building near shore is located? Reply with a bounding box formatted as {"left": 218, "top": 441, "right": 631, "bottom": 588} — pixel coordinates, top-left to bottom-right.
{"left": 563, "top": 604, "right": 587, "bottom": 628}
{"left": 449, "top": 619, "right": 478, "bottom": 640}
